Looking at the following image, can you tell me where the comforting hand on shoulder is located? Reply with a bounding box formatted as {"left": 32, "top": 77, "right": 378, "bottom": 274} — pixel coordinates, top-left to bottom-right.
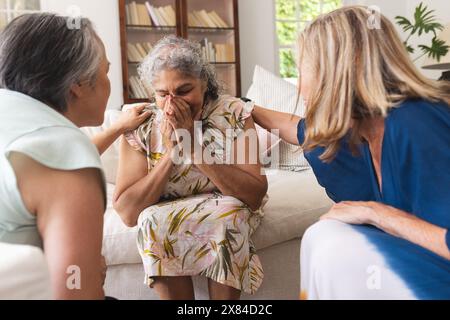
{"left": 116, "top": 104, "right": 152, "bottom": 133}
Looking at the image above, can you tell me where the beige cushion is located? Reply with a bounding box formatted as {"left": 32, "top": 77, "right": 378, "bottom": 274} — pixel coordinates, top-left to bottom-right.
{"left": 246, "top": 65, "right": 310, "bottom": 171}
{"left": 0, "top": 243, "right": 52, "bottom": 299}
{"left": 253, "top": 169, "right": 334, "bottom": 250}
{"left": 102, "top": 169, "right": 333, "bottom": 266}
{"left": 81, "top": 110, "right": 122, "bottom": 184}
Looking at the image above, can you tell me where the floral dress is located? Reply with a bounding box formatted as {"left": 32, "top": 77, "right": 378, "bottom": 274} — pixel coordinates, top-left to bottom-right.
{"left": 124, "top": 95, "right": 265, "bottom": 294}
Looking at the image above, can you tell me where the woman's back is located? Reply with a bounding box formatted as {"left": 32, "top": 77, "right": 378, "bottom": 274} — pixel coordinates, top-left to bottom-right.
{"left": 0, "top": 89, "right": 104, "bottom": 247}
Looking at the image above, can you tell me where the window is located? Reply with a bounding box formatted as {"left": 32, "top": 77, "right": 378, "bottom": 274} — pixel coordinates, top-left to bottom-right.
{"left": 0, "top": 0, "right": 40, "bottom": 31}
{"left": 275, "top": 0, "right": 341, "bottom": 78}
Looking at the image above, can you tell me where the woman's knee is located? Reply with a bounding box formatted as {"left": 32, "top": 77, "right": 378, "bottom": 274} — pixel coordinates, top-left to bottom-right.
{"left": 301, "top": 220, "right": 357, "bottom": 267}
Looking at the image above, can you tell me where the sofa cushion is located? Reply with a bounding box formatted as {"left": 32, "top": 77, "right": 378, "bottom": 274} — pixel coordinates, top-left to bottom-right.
{"left": 81, "top": 110, "right": 122, "bottom": 184}
{"left": 0, "top": 243, "right": 52, "bottom": 299}
{"left": 253, "top": 169, "right": 334, "bottom": 250}
{"left": 246, "top": 65, "right": 310, "bottom": 172}
{"left": 102, "top": 169, "right": 333, "bottom": 266}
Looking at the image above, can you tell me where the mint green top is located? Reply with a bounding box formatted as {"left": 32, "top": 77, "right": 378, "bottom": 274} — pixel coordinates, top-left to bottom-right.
{"left": 0, "top": 89, "right": 104, "bottom": 248}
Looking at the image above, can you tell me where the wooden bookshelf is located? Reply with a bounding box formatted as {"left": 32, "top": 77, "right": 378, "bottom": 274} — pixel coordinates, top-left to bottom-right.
{"left": 119, "top": 0, "right": 241, "bottom": 104}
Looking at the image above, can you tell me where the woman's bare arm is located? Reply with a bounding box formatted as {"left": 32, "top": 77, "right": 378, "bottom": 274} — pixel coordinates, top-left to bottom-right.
{"left": 194, "top": 118, "right": 268, "bottom": 211}
{"left": 9, "top": 153, "right": 106, "bottom": 299}
{"left": 252, "top": 105, "right": 301, "bottom": 145}
{"left": 91, "top": 105, "right": 151, "bottom": 155}
{"left": 372, "top": 204, "right": 450, "bottom": 260}
{"left": 113, "top": 137, "right": 174, "bottom": 227}
{"left": 322, "top": 201, "right": 450, "bottom": 260}
{"left": 91, "top": 125, "right": 123, "bottom": 156}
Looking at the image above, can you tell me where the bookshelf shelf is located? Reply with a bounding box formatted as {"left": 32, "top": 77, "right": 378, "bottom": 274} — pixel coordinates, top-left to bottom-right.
{"left": 119, "top": 0, "right": 241, "bottom": 103}
{"left": 187, "top": 27, "right": 235, "bottom": 31}
{"left": 126, "top": 25, "right": 176, "bottom": 30}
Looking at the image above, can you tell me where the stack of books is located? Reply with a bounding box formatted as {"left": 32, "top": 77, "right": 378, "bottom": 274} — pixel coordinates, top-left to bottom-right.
{"left": 125, "top": 1, "right": 176, "bottom": 27}
{"left": 127, "top": 42, "right": 153, "bottom": 63}
{"left": 215, "top": 43, "right": 235, "bottom": 63}
{"left": 129, "top": 76, "right": 148, "bottom": 99}
{"left": 200, "top": 39, "right": 235, "bottom": 63}
{"left": 125, "top": 1, "right": 152, "bottom": 26}
{"left": 188, "top": 10, "right": 229, "bottom": 28}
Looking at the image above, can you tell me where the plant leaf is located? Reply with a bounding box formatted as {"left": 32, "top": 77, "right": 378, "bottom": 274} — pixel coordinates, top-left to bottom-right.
{"left": 395, "top": 16, "right": 414, "bottom": 33}
{"left": 418, "top": 37, "right": 450, "bottom": 62}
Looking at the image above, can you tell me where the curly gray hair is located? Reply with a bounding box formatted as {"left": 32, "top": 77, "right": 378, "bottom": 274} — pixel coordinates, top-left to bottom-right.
{"left": 139, "top": 35, "right": 220, "bottom": 102}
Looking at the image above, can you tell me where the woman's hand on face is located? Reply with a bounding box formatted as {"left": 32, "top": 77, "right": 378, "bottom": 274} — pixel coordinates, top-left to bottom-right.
{"left": 320, "top": 201, "right": 389, "bottom": 226}
{"left": 165, "top": 97, "right": 199, "bottom": 146}
{"left": 165, "top": 97, "right": 193, "bottom": 131}
{"left": 161, "top": 115, "right": 175, "bottom": 151}
{"left": 115, "top": 104, "right": 152, "bottom": 133}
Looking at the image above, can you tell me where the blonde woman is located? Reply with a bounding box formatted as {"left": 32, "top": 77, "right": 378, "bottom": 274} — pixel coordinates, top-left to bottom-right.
{"left": 253, "top": 6, "right": 450, "bottom": 299}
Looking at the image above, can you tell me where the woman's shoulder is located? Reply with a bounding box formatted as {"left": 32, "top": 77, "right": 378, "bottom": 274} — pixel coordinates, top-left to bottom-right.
{"left": 384, "top": 99, "right": 450, "bottom": 162}
{"left": 123, "top": 103, "right": 162, "bottom": 154}
{"left": 386, "top": 98, "right": 450, "bottom": 140}
{"left": 203, "top": 95, "right": 254, "bottom": 131}
{"left": 387, "top": 98, "right": 450, "bottom": 128}
{"left": 6, "top": 125, "right": 102, "bottom": 171}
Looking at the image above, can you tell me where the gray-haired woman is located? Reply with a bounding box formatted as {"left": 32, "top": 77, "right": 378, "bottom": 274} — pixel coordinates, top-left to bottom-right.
{"left": 114, "top": 36, "right": 268, "bottom": 300}
{"left": 0, "top": 13, "right": 112, "bottom": 299}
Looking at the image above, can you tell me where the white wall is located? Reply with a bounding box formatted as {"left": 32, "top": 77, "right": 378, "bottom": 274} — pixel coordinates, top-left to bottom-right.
{"left": 238, "top": 0, "right": 277, "bottom": 94}
{"left": 39, "top": 0, "right": 450, "bottom": 108}
{"left": 41, "top": 0, "right": 124, "bottom": 110}
{"left": 345, "top": 0, "right": 450, "bottom": 79}
{"left": 40, "top": 0, "right": 277, "bottom": 106}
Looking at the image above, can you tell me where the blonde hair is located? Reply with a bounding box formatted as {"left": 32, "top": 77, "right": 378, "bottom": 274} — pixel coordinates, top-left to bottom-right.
{"left": 297, "top": 5, "right": 450, "bottom": 161}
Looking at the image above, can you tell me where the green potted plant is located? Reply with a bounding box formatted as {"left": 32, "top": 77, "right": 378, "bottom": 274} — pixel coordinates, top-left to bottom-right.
{"left": 395, "top": 2, "right": 449, "bottom": 62}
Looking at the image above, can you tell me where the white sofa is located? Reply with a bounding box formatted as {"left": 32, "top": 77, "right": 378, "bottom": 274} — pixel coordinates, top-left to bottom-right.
{"left": 0, "top": 243, "right": 52, "bottom": 300}
{"left": 103, "top": 171, "right": 332, "bottom": 300}
{"left": 82, "top": 110, "right": 333, "bottom": 300}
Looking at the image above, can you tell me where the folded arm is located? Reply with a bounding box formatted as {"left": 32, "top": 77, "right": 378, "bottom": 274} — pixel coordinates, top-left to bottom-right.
{"left": 113, "top": 137, "right": 174, "bottom": 227}
{"left": 193, "top": 117, "right": 268, "bottom": 211}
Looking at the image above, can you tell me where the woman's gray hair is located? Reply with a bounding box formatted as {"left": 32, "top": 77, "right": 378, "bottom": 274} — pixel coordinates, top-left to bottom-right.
{"left": 139, "top": 35, "right": 220, "bottom": 102}
{"left": 0, "top": 13, "right": 103, "bottom": 113}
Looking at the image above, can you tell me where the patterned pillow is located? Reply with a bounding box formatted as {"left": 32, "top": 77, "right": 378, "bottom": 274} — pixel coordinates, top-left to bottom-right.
{"left": 246, "top": 65, "right": 310, "bottom": 171}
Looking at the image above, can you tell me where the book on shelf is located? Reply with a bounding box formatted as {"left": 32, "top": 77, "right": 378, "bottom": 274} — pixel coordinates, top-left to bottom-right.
{"left": 138, "top": 4, "right": 152, "bottom": 26}
{"left": 126, "top": 1, "right": 152, "bottom": 26}
{"left": 157, "top": 7, "right": 169, "bottom": 26}
{"left": 127, "top": 42, "right": 153, "bottom": 62}
{"left": 215, "top": 43, "right": 235, "bottom": 63}
{"left": 145, "top": 2, "right": 159, "bottom": 26}
{"left": 199, "top": 39, "right": 235, "bottom": 63}
{"left": 188, "top": 10, "right": 229, "bottom": 28}
{"left": 210, "top": 11, "right": 228, "bottom": 28}
{"left": 144, "top": 2, "right": 176, "bottom": 27}
{"left": 129, "top": 76, "right": 148, "bottom": 99}
{"left": 200, "top": 38, "right": 216, "bottom": 63}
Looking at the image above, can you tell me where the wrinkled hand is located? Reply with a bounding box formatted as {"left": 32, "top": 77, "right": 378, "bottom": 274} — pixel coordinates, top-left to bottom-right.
{"left": 165, "top": 97, "right": 194, "bottom": 130}
{"left": 116, "top": 104, "right": 152, "bottom": 133}
{"left": 320, "top": 201, "right": 392, "bottom": 226}
{"left": 164, "top": 97, "right": 201, "bottom": 147}
{"left": 161, "top": 112, "right": 175, "bottom": 152}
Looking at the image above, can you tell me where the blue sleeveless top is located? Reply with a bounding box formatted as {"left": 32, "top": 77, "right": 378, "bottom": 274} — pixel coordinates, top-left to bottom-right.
{"left": 298, "top": 99, "right": 450, "bottom": 299}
